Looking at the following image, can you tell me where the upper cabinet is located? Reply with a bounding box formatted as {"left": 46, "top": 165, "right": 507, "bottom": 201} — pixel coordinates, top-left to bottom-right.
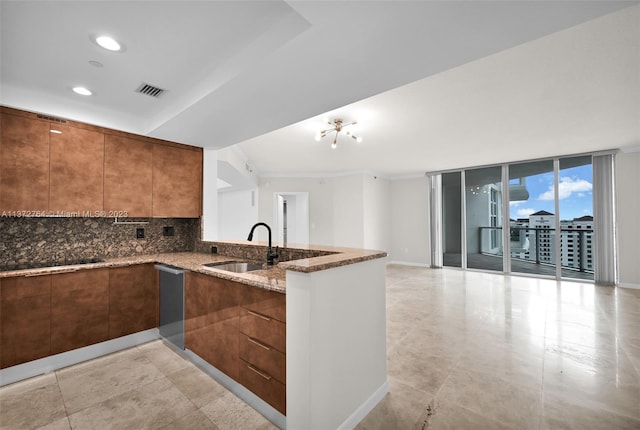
{"left": 104, "top": 134, "right": 153, "bottom": 217}
{"left": 0, "top": 113, "right": 50, "bottom": 212}
{"left": 153, "top": 143, "right": 203, "bottom": 218}
{"left": 49, "top": 124, "right": 104, "bottom": 213}
{"left": 0, "top": 107, "right": 203, "bottom": 218}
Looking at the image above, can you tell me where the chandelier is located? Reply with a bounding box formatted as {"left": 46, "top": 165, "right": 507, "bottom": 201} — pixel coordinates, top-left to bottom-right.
{"left": 314, "top": 118, "right": 363, "bottom": 149}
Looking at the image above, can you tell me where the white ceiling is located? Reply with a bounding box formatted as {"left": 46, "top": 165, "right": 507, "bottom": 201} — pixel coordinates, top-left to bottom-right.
{"left": 2, "top": 1, "right": 638, "bottom": 178}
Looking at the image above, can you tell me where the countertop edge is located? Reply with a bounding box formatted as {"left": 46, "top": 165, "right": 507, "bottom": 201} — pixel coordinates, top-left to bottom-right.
{"left": 0, "top": 247, "right": 388, "bottom": 292}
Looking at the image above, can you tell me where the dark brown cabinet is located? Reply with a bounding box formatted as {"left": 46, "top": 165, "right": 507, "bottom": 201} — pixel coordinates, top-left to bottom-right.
{"left": 104, "top": 134, "right": 153, "bottom": 217}
{"left": 49, "top": 124, "right": 105, "bottom": 213}
{"left": 109, "top": 264, "right": 158, "bottom": 339}
{"left": 153, "top": 143, "right": 203, "bottom": 218}
{"left": 1, "top": 107, "right": 202, "bottom": 218}
{"left": 51, "top": 268, "right": 110, "bottom": 354}
{"left": 238, "top": 284, "right": 286, "bottom": 414}
{"left": 0, "top": 113, "right": 51, "bottom": 212}
{"left": 184, "top": 272, "right": 287, "bottom": 414}
{"left": 0, "top": 275, "right": 52, "bottom": 369}
{"left": 185, "top": 272, "right": 240, "bottom": 380}
{"left": 1, "top": 264, "right": 159, "bottom": 368}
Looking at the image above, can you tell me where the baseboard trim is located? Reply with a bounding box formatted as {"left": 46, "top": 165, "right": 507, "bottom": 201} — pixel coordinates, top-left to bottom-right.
{"left": 337, "top": 380, "right": 389, "bottom": 430}
{"left": 618, "top": 282, "right": 640, "bottom": 290}
{"left": 182, "top": 348, "right": 286, "bottom": 429}
{"left": 0, "top": 329, "right": 160, "bottom": 387}
{"left": 386, "top": 260, "right": 430, "bottom": 268}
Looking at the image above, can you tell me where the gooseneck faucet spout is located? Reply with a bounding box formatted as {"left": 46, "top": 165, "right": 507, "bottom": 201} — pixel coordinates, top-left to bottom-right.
{"left": 247, "top": 222, "right": 279, "bottom": 265}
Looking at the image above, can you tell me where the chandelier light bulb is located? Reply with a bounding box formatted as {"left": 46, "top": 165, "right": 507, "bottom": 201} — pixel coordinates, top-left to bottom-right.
{"left": 314, "top": 117, "right": 363, "bottom": 149}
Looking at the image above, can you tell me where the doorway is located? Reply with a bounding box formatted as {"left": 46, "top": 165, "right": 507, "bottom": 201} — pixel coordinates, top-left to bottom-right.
{"left": 273, "top": 192, "right": 309, "bottom": 246}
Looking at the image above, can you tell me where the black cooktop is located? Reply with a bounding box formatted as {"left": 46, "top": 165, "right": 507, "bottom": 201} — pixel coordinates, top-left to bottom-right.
{"left": 0, "top": 258, "right": 105, "bottom": 272}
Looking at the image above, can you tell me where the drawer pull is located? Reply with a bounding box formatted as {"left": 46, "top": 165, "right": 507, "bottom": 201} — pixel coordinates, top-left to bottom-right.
{"left": 248, "top": 337, "right": 271, "bottom": 351}
{"left": 248, "top": 310, "right": 271, "bottom": 321}
{"left": 248, "top": 364, "right": 272, "bottom": 380}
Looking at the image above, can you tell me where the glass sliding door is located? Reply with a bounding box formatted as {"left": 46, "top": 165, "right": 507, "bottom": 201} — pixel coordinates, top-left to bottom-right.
{"left": 508, "top": 160, "right": 556, "bottom": 277}
{"left": 431, "top": 153, "right": 605, "bottom": 281}
{"left": 558, "top": 156, "right": 594, "bottom": 281}
{"left": 465, "top": 166, "right": 503, "bottom": 272}
{"left": 442, "top": 172, "right": 462, "bottom": 268}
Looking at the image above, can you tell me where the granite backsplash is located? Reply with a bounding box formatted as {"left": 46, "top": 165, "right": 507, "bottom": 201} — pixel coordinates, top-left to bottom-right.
{"left": 194, "top": 240, "right": 335, "bottom": 263}
{"left": 0, "top": 217, "right": 199, "bottom": 270}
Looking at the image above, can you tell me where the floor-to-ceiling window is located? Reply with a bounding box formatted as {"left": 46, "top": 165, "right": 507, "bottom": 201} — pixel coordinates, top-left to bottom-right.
{"left": 433, "top": 153, "right": 601, "bottom": 282}
{"left": 558, "top": 156, "right": 594, "bottom": 281}
{"left": 508, "top": 159, "right": 556, "bottom": 277}
{"left": 442, "top": 172, "right": 462, "bottom": 268}
{"left": 465, "top": 166, "right": 503, "bottom": 272}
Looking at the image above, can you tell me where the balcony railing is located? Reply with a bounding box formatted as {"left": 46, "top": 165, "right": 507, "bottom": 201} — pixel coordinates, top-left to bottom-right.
{"left": 478, "top": 226, "right": 594, "bottom": 275}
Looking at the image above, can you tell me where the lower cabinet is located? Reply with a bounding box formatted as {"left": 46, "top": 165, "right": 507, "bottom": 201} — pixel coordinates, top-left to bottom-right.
{"left": 0, "top": 263, "right": 159, "bottom": 368}
{"left": 0, "top": 275, "right": 52, "bottom": 369}
{"left": 109, "top": 264, "right": 158, "bottom": 339}
{"left": 185, "top": 272, "right": 240, "bottom": 380}
{"left": 185, "top": 272, "right": 286, "bottom": 414}
{"left": 51, "top": 269, "right": 110, "bottom": 354}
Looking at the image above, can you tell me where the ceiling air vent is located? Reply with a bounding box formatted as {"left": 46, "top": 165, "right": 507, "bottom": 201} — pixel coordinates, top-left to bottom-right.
{"left": 135, "top": 82, "right": 166, "bottom": 98}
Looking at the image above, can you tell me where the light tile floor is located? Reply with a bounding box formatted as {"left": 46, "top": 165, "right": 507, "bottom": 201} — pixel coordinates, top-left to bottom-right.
{"left": 1, "top": 265, "right": 640, "bottom": 429}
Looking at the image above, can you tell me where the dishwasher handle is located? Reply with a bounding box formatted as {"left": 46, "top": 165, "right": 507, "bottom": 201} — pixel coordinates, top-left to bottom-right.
{"left": 154, "top": 264, "right": 184, "bottom": 275}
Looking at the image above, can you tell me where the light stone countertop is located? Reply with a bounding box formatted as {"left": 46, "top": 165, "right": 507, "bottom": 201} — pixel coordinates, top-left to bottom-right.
{"left": 0, "top": 245, "right": 387, "bottom": 293}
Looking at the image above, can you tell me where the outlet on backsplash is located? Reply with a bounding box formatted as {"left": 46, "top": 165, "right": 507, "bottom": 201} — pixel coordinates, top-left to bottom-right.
{"left": 1, "top": 217, "right": 199, "bottom": 270}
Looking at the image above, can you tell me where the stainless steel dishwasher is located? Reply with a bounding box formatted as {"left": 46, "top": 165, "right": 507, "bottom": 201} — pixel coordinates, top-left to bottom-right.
{"left": 155, "top": 264, "right": 185, "bottom": 350}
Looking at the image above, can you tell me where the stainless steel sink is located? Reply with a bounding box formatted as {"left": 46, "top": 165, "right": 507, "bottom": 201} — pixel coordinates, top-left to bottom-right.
{"left": 203, "top": 261, "right": 264, "bottom": 273}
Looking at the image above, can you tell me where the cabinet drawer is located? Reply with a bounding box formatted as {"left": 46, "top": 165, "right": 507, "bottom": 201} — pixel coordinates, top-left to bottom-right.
{"left": 240, "top": 285, "right": 285, "bottom": 323}
{"left": 239, "top": 308, "right": 286, "bottom": 353}
{"left": 239, "top": 359, "right": 286, "bottom": 415}
{"left": 239, "top": 334, "right": 285, "bottom": 384}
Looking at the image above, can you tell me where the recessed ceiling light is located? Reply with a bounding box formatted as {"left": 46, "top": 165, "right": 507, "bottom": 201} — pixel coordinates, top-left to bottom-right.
{"left": 72, "top": 86, "right": 92, "bottom": 96}
{"left": 95, "top": 36, "right": 121, "bottom": 51}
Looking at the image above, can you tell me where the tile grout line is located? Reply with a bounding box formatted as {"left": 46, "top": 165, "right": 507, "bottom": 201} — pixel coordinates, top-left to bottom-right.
{"left": 53, "top": 370, "right": 73, "bottom": 429}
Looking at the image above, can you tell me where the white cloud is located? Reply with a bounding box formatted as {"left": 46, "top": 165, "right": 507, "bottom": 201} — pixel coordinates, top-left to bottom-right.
{"left": 510, "top": 201, "right": 523, "bottom": 207}
{"left": 538, "top": 177, "right": 592, "bottom": 201}
{"left": 516, "top": 208, "right": 536, "bottom": 217}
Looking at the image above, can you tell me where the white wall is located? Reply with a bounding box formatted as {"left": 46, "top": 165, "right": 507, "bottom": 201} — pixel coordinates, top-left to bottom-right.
{"left": 257, "top": 174, "right": 391, "bottom": 250}
{"left": 217, "top": 189, "right": 259, "bottom": 241}
{"left": 332, "top": 175, "right": 365, "bottom": 248}
{"left": 201, "top": 149, "right": 218, "bottom": 241}
{"left": 363, "top": 176, "right": 391, "bottom": 251}
{"left": 286, "top": 258, "right": 388, "bottom": 429}
{"left": 616, "top": 150, "right": 640, "bottom": 287}
{"left": 259, "top": 177, "right": 334, "bottom": 245}
{"left": 389, "top": 177, "right": 429, "bottom": 265}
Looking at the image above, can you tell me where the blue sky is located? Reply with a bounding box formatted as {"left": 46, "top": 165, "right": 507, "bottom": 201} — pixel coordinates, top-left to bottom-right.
{"left": 510, "top": 164, "right": 593, "bottom": 221}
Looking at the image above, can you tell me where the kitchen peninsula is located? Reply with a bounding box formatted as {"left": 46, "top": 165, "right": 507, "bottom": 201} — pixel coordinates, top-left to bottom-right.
{"left": 0, "top": 242, "right": 388, "bottom": 430}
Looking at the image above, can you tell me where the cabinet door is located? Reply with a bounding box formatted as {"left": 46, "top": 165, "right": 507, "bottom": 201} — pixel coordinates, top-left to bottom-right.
{"left": 49, "top": 124, "right": 104, "bottom": 213}
{"left": 51, "top": 269, "right": 109, "bottom": 354}
{"left": 152, "top": 144, "right": 202, "bottom": 218}
{"left": 109, "top": 264, "right": 158, "bottom": 339}
{"left": 0, "top": 275, "right": 52, "bottom": 368}
{"left": 104, "top": 135, "right": 153, "bottom": 217}
{"left": 185, "top": 272, "right": 239, "bottom": 380}
{"left": 0, "top": 113, "right": 50, "bottom": 212}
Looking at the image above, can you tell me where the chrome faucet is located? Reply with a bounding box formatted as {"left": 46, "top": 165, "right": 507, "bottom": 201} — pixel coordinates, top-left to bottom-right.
{"left": 247, "top": 222, "right": 279, "bottom": 265}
